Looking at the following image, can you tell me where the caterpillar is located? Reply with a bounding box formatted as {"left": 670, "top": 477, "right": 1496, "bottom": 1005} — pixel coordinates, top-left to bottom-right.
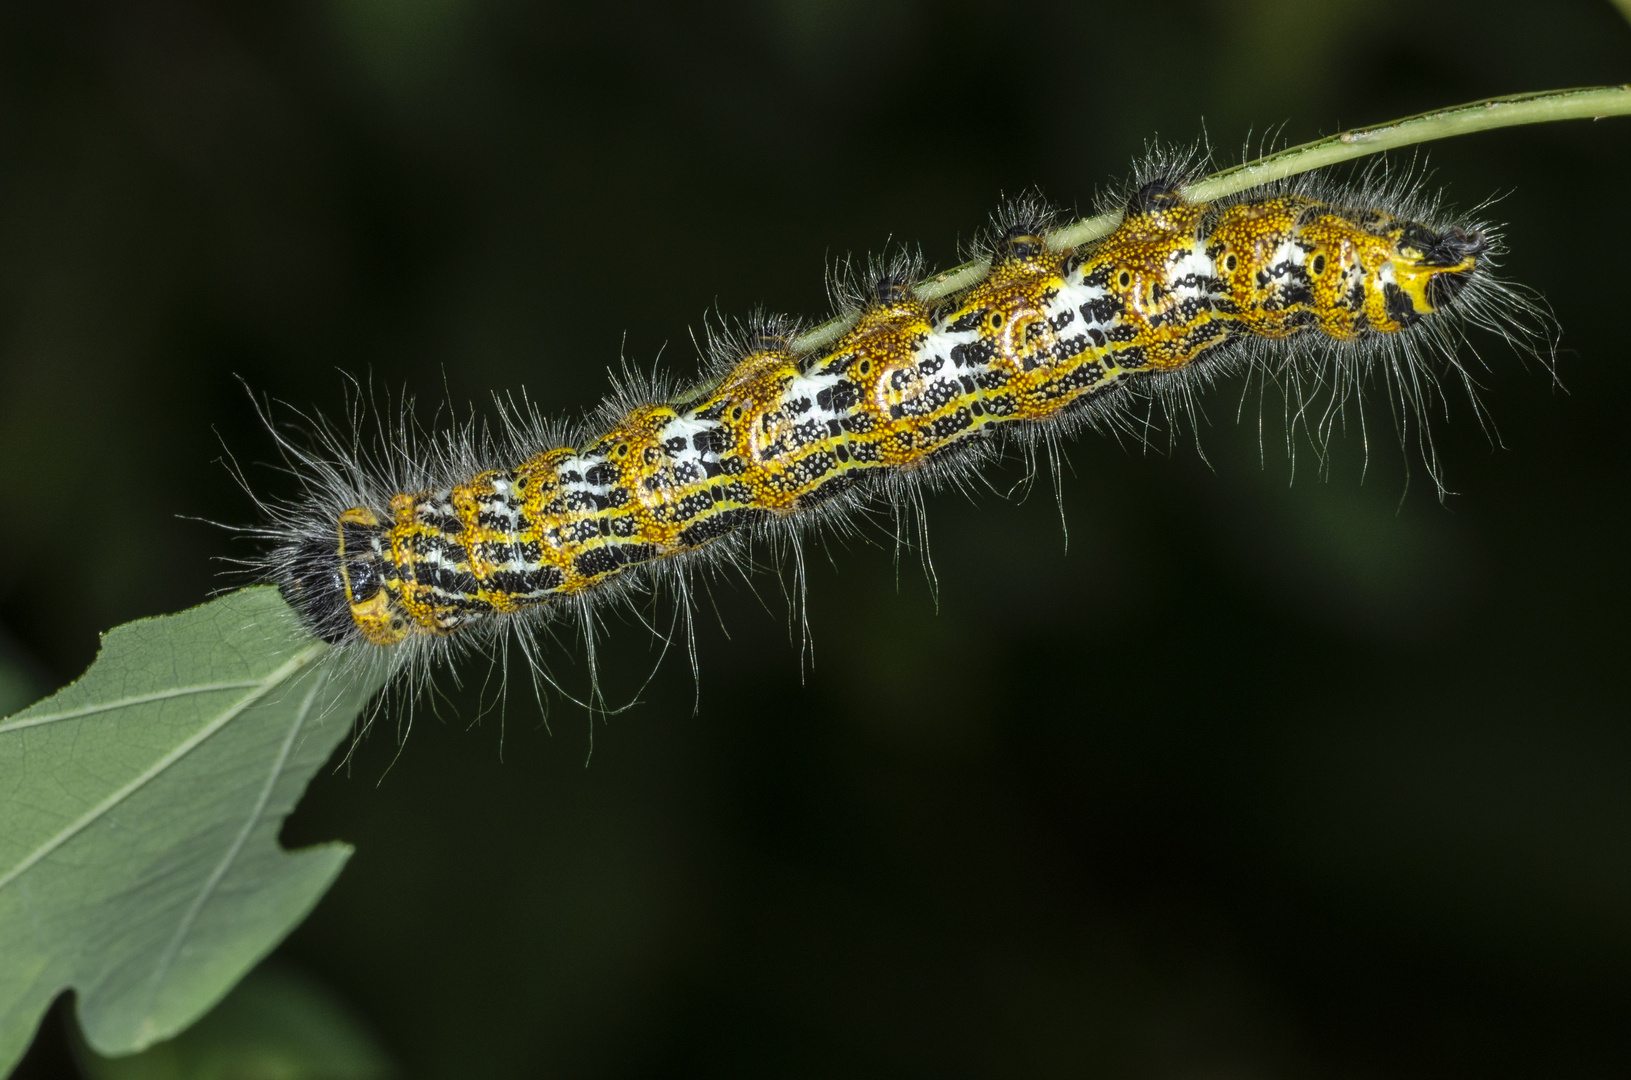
{"left": 252, "top": 156, "right": 1538, "bottom": 681}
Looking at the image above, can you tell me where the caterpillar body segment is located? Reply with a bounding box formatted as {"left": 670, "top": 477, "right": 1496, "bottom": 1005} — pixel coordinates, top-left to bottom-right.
{"left": 273, "top": 180, "right": 1494, "bottom": 649}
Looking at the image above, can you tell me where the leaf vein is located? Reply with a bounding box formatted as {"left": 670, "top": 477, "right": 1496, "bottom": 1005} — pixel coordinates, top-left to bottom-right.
{"left": 0, "top": 645, "right": 327, "bottom": 896}
{"left": 0, "top": 682, "right": 269, "bottom": 733}
{"left": 138, "top": 667, "right": 331, "bottom": 1030}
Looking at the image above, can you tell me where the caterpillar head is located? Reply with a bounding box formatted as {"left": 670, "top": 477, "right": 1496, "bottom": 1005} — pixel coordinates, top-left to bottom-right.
{"left": 1388, "top": 221, "right": 1493, "bottom": 316}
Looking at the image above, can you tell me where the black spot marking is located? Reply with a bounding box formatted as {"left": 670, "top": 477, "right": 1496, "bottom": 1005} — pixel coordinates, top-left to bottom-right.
{"left": 677, "top": 507, "right": 772, "bottom": 547}
{"left": 872, "top": 274, "right": 912, "bottom": 304}
{"left": 488, "top": 565, "right": 564, "bottom": 595}
{"left": 816, "top": 380, "right": 859, "bottom": 413}
{"left": 573, "top": 543, "right": 658, "bottom": 577}
{"left": 1426, "top": 267, "right": 1474, "bottom": 309}
{"left": 1080, "top": 295, "right": 1123, "bottom": 325}
{"left": 1129, "top": 178, "right": 1184, "bottom": 215}
{"left": 1383, "top": 282, "right": 1420, "bottom": 327}
{"left": 1112, "top": 346, "right": 1150, "bottom": 370}
{"left": 795, "top": 473, "right": 858, "bottom": 509}
{"left": 419, "top": 511, "right": 463, "bottom": 535}
{"left": 1282, "top": 283, "right": 1314, "bottom": 308}
{"left": 997, "top": 224, "right": 1046, "bottom": 262}
{"left": 583, "top": 462, "right": 619, "bottom": 486}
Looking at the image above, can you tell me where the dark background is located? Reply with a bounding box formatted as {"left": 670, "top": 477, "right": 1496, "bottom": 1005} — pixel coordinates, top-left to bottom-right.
{"left": 5, "top": 0, "right": 1631, "bottom": 1076}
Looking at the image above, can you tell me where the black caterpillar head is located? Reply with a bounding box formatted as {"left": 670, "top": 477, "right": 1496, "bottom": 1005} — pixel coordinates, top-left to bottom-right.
{"left": 1401, "top": 222, "right": 1493, "bottom": 308}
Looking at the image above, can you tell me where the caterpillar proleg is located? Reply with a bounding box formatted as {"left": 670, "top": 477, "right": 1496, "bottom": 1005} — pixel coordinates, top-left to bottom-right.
{"left": 249, "top": 151, "right": 1544, "bottom": 685}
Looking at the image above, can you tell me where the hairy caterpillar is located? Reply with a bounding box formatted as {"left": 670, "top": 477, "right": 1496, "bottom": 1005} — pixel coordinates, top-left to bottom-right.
{"left": 250, "top": 157, "right": 1538, "bottom": 682}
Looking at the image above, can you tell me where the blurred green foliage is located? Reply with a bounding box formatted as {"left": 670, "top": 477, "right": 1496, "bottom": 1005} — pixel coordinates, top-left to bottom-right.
{"left": 0, "top": 640, "right": 39, "bottom": 720}
{"left": 3, "top": 0, "right": 1631, "bottom": 1077}
{"left": 77, "top": 962, "right": 392, "bottom": 1080}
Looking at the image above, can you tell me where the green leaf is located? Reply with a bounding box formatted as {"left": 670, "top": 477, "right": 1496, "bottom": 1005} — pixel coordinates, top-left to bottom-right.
{"left": 76, "top": 961, "right": 395, "bottom": 1080}
{"left": 0, "top": 587, "right": 388, "bottom": 1073}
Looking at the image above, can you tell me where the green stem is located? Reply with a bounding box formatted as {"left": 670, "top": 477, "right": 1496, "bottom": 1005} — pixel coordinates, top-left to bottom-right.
{"left": 792, "top": 84, "right": 1631, "bottom": 354}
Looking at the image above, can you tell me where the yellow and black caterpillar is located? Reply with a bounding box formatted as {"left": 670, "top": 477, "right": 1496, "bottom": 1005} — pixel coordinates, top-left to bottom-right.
{"left": 261, "top": 165, "right": 1520, "bottom": 657}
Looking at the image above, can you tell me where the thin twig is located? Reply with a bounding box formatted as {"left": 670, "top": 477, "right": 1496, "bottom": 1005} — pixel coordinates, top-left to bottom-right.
{"left": 792, "top": 84, "right": 1631, "bottom": 354}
